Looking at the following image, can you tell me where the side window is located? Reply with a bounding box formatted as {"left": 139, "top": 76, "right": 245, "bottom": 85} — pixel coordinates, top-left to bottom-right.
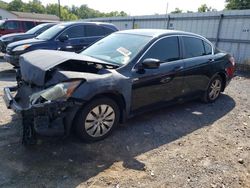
{"left": 203, "top": 41, "right": 213, "bottom": 55}
{"left": 60, "top": 25, "right": 85, "bottom": 39}
{"left": 183, "top": 36, "right": 205, "bottom": 58}
{"left": 36, "top": 25, "right": 51, "bottom": 35}
{"left": 85, "top": 25, "right": 106, "bottom": 37}
{"left": 143, "top": 37, "right": 180, "bottom": 62}
{"left": 23, "top": 21, "right": 35, "bottom": 30}
{"left": 102, "top": 27, "right": 115, "bottom": 35}
{"left": 4, "top": 21, "right": 19, "bottom": 30}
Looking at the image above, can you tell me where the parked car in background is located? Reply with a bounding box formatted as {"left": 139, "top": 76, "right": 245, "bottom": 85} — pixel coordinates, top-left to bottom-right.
{"left": 0, "top": 23, "right": 57, "bottom": 53}
{"left": 0, "top": 19, "right": 53, "bottom": 36}
{"left": 3, "top": 29, "right": 235, "bottom": 145}
{"left": 4, "top": 22, "right": 118, "bottom": 67}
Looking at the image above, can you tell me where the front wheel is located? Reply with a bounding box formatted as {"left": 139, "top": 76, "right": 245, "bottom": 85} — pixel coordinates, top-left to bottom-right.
{"left": 202, "top": 76, "right": 223, "bottom": 103}
{"left": 74, "top": 97, "right": 120, "bottom": 142}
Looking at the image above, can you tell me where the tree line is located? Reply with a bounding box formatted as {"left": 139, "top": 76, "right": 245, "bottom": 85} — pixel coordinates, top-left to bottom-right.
{"left": 0, "top": 0, "right": 249, "bottom": 19}
{"left": 0, "top": 0, "right": 127, "bottom": 20}
{"left": 171, "top": 0, "right": 250, "bottom": 13}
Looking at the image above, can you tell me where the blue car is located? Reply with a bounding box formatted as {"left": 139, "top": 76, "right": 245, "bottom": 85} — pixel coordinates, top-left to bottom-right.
{"left": 0, "top": 23, "right": 56, "bottom": 53}
{"left": 4, "top": 22, "right": 118, "bottom": 67}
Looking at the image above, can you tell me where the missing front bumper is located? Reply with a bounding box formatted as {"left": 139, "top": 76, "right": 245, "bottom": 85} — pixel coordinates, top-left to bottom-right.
{"left": 3, "top": 86, "right": 76, "bottom": 145}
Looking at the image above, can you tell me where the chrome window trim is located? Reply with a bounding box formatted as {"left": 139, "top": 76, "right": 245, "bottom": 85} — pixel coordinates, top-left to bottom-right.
{"left": 55, "top": 24, "right": 86, "bottom": 41}
{"left": 132, "top": 34, "right": 214, "bottom": 70}
{"left": 55, "top": 24, "right": 115, "bottom": 41}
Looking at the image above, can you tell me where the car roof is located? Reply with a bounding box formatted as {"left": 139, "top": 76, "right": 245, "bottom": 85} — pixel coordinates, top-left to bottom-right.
{"left": 117, "top": 29, "right": 204, "bottom": 39}
{"left": 57, "top": 21, "right": 118, "bottom": 30}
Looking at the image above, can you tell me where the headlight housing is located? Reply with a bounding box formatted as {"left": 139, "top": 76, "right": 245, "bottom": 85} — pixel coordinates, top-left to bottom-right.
{"left": 12, "top": 44, "right": 31, "bottom": 52}
{"left": 30, "top": 80, "right": 82, "bottom": 105}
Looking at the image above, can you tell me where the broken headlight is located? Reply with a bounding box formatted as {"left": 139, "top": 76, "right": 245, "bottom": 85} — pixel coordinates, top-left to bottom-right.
{"left": 30, "top": 80, "right": 81, "bottom": 105}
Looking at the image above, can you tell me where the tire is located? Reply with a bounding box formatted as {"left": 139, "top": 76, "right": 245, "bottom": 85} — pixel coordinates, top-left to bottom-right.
{"left": 74, "top": 97, "right": 120, "bottom": 142}
{"left": 202, "top": 75, "right": 223, "bottom": 103}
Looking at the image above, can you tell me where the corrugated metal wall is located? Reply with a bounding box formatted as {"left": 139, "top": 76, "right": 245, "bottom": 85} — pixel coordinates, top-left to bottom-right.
{"left": 85, "top": 10, "right": 250, "bottom": 64}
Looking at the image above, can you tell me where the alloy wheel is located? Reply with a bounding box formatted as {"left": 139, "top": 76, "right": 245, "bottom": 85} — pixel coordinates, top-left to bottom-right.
{"left": 209, "top": 79, "right": 222, "bottom": 100}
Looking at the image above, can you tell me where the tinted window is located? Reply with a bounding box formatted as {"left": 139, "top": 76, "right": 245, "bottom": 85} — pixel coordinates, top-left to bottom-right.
{"left": 143, "top": 37, "right": 180, "bottom": 62}
{"left": 23, "top": 21, "right": 35, "bottom": 30}
{"left": 102, "top": 27, "right": 115, "bottom": 35}
{"left": 60, "top": 25, "right": 85, "bottom": 38}
{"left": 5, "top": 21, "right": 19, "bottom": 30}
{"left": 183, "top": 37, "right": 205, "bottom": 58}
{"left": 37, "top": 24, "right": 66, "bottom": 40}
{"left": 203, "top": 41, "right": 212, "bottom": 55}
{"left": 85, "top": 25, "right": 107, "bottom": 37}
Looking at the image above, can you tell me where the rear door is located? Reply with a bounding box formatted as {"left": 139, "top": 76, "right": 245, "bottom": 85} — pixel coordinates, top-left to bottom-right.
{"left": 181, "top": 36, "right": 214, "bottom": 97}
{"left": 3, "top": 20, "right": 20, "bottom": 34}
{"left": 131, "top": 36, "right": 185, "bottom": 111}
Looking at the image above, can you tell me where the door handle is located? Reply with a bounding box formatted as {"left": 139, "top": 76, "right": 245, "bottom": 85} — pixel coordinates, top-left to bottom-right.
{"left": 173, "top": 66, "right": 184, "bottom": 72}
{"left": 209, "top": 58, "right": 215, "bottom": 63}
{"left": 160, "top": 77, "right": 172, "bottom": 83}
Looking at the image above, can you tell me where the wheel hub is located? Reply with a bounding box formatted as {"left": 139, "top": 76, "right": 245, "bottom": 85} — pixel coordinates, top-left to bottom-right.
{"left": 85, "top": 104, "right": 115, "bottom": 137}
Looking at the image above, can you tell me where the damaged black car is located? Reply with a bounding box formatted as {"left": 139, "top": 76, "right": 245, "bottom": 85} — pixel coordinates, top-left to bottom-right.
{"left": 3, "top": 29, "right": 235, "bottom": 145}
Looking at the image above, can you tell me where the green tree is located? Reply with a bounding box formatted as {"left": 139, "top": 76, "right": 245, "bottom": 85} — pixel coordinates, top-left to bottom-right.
{"left": 46, "top": 4, "right": 78, "bottom": 21}
{"left": 24, "top": 0, "right": 45, "bottom": 13}
{"left": 7, "top": 0, "right": 25, "bottom": 11}
{"left": 198, "top": 4, "right": 212, "bottom": 12}
{"left": 4, "top": 0, "right": 128, "bottom": 20}
{"left": 171, "top": 8, "right": 182, "bottom": 14}
{"left": 226, "top": 0, "right": 250, "bottom": 9}
{"left": 0, "top": 0, "right": 8, "bottom": 9}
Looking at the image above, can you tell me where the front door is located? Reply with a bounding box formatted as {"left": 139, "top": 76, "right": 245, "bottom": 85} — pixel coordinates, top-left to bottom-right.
{"left": 57, "top": 25, "right": 87, "bottom": 52}
{"left": 131, "top": 36, "right": 185, "bottom": 111}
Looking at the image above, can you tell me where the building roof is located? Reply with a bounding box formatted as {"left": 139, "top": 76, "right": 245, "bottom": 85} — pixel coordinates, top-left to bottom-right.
{"left": 11, "top": 11, "right": 59, "bottom": 21}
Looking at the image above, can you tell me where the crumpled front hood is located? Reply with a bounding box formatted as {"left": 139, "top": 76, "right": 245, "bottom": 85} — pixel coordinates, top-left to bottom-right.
{"left": 20, "top": 50, "right": 112, "bottom": 86}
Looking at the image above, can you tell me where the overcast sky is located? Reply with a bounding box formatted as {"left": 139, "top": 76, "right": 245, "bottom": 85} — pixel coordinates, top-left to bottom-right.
{"left": 4, "top": 0, "right": 226, "bottom": 15}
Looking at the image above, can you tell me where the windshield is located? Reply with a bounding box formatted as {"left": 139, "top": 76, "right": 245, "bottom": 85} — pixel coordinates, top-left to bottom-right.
{"left": 36, "top": 24, "right": 66, "bottom": 40}
{"left": 81, "top": 33, "right": 152, "bottom": 66}
{"left": 26, "top": 24, "right": 46, "bottom": 34}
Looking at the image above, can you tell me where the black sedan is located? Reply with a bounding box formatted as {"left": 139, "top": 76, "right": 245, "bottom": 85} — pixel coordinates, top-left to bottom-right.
{"left": 0, "top": 23, "right": 56, "bottom": 53}
{"left": 3, "top": 29, "right": 235, "bottom": 145}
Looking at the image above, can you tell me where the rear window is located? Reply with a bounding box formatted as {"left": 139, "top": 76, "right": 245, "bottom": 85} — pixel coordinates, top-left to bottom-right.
{"left": 85, "top": 25, "right": 113, "bottom": 37}
{"left": 203, "top": 41, "right": 213, "bottom": 55}
{"left": 183, "top": 36, "right": 205, "bottom": 58}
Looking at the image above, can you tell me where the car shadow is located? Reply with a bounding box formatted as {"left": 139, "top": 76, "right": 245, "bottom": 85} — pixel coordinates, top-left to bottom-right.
{"left": 0, "top": 94, "right": 235, "bottom": 187}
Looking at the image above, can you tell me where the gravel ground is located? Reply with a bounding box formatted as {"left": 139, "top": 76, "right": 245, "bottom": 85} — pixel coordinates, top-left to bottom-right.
{"left": 0, "top": 62, "right": 249, "bottom": 188}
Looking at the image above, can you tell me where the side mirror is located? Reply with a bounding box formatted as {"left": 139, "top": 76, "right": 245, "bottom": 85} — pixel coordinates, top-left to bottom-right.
{"left": 59, "top": 35, "right": 69, "bottom": 42}
{"left": 141, "top": 58, "right": 161, "bottom": 69}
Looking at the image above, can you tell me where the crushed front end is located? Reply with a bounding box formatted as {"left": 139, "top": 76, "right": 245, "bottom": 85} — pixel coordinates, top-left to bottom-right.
{"left": 3, "top": 81, "right": 81, "bottom": 145}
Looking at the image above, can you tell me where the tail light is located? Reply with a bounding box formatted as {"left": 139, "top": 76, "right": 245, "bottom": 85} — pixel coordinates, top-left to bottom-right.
{"left": 226, "top": 56, "right": 236, "bottom": 77}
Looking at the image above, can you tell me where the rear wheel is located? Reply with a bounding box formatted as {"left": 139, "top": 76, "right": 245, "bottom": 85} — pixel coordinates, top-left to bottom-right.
{"left": 74, "top": 97, "right": 120, "bottom": 141}
{"left": 202, "top": 75, "right": 223, "bottom": 103}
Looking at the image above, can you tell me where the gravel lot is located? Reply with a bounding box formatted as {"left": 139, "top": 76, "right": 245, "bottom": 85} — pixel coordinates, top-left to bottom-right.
{"left": 0, "top": 61, "right": 249, "bottom": 188}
